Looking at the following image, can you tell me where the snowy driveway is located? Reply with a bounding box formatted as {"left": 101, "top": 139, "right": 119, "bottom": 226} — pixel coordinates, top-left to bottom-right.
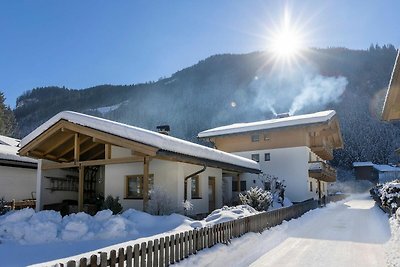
{"left": 179, "top": 195, "right": 392, "bottom": 267}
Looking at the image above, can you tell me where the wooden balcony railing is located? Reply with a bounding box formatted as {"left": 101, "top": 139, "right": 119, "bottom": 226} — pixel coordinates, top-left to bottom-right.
{"left": 309, "top": 161, "right": 337, "bottom": 182}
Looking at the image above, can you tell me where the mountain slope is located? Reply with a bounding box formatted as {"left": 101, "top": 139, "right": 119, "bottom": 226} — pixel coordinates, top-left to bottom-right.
{"left": 14, "top": 45, "right": 400, "bottom": 171}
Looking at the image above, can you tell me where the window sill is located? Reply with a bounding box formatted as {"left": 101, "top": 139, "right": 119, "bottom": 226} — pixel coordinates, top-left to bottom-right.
{"left": 191, "top": 197, "right": 202, "bottom": 200}
{"left": 124, "top": 197, "right": 143, "bottom": 200}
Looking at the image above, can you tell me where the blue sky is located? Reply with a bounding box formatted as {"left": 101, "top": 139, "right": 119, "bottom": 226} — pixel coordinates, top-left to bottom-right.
{"left": 1, "top": 0, "right": 399, "bottom": 107}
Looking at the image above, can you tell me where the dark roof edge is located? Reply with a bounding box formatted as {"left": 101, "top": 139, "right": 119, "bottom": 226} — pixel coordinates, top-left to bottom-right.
{"left": 0, "top": 159, "right": 37, "bottom": 169}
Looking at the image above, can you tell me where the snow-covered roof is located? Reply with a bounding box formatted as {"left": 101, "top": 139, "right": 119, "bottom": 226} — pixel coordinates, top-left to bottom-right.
{"left": 352, "top": 162, "right": 374, "bottom": 167}
{"left": 353, "top": 161, "right": 400, "bottom": 172}
{"left": 20, "top": 111, "right": 260, "bottom": 172}
{"left": 0, "top": 135, "right": 37, "bottom": 164}
{"left": 373, "top": 164, "right": 400, "bottom": 172}
{"left": 198, "top": 110, "right": 336, "bottom": 138}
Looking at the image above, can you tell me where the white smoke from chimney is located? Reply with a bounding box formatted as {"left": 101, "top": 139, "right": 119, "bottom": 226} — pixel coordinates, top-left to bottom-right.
{"left": 289, "top": 75, "right": 348, "bottom": 115}
{"left": 250, "top": 63, "right": 348, "bottom": 116}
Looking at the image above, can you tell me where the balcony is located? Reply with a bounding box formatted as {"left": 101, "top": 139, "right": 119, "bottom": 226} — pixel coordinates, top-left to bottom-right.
{"left": 309, "top": 161, "right": 337, "bottom": 182}
{"left": 310, "top": 145, "right": 333, "bottom": 160}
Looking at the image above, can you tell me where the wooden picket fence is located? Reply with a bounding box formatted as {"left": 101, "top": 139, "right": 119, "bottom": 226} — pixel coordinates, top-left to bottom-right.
{"left": 61, "top": 200, "right": 318, "bottom": 267}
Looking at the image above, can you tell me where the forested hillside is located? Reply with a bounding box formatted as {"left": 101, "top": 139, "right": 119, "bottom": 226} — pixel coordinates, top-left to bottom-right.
{"left": 13, "top": 45, "right": 400, "bottom": 172}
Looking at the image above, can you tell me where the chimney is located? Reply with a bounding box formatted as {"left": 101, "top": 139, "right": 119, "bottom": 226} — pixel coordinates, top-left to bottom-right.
{"left": 156, "top": 125, "right": 170, "bottom": 135}
{"left": 276, "top": 112, "right": 290, "bottom": 119}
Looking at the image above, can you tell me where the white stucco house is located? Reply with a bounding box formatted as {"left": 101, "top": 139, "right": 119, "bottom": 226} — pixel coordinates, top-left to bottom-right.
{"left": 18, "top": 111, "right": 260, "bottom": 215}
{"left": 0, "top": 134, "right": 37, "bottom": 201}
{"left": 198, "top": 110, "right": 343, "bottom": 203}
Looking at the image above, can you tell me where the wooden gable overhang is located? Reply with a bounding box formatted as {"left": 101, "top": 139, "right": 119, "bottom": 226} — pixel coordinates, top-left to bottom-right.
{"left": 308, "top": 115, "right": 343, "bottom": 160}
{"left": 18, "top": 119, "right": 158, "bottom": 168}
{"left": 382, "top": 49, "right": 400, "bottom": 121}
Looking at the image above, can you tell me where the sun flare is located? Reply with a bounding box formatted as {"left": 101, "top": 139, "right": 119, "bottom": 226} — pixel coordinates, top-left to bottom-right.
{"left": 268, "top": 8, "right": 305, "bottom": 61}
{"left": 270, "top": 28, "right": 303, "bottom": 58}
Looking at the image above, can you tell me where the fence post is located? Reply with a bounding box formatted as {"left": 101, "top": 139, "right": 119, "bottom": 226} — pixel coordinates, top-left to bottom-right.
{"left": 147, "top": 240, "right": 153, "bottom": 267}
{"left": 118, "top": 248, "right": 125, "bottom": 267}
{"left": 164, "top": 236, "right": 170, "bottom": 266}
{"left": 126, "top": 246, "right": 133, "bottom": 267}
{"left": 134, "top": 244, "right": 140, "bottom": 267}
{"left": 89, "top": 255, "right": 97, "bottom": 267}
{"left": 140, "top": 242, "right": 146, "bottom": 267}
{"left": 153, "top": 239, "right": 159, "bottom": 267}
{"left": 159, "top": 237, "right": 165, "bottom": 267}
{"left": 98, "top": 252, "right": 107, "bottom": 267}
{"left": 169, "top": 235, "right": 175, "bottom": 264}
{"left": 110, "top": 250, "right": 117, "bottom": 267}
{"left": 188, "top": 230, "right": 193, "bottom": 256}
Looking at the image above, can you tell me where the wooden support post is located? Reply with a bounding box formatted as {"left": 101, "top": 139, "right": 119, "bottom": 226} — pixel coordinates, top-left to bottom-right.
{"left": 105, "top": 144, "right": 111, "bottom": 159}
{"left": 74, "top": 133, "right": 80, "bottom": 163}
{"left": 143, "top": 156, "right": 150, "bottom": 211}
{"left": 236, "top": 174, "right": 241, "bottom": 192}
{"left": 78, "top": 165, "right": 84, "bottom": 212}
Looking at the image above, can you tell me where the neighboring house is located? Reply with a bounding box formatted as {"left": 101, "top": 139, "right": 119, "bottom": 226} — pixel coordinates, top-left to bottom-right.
{"left": 198, "top": 110, "right": 343, "bottom": 203}
{"left": 353, "top": 161, "right": 400, "bottom": 184}
{"left": 353, "top": 162, "right": 376, "bottom": 183}
{"left": 0, "top": 134, "right": 37, "bottom": 201}
{"left": 373, "top": 164, "right": 400, "bottom": 183}
{"left": 18, "top": 111, "right": 260, "bottom": 215}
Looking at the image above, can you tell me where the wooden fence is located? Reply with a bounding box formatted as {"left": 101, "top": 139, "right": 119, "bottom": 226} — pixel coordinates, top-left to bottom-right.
{"left": 61, "top": 200, "right": 318, "bottom": 267}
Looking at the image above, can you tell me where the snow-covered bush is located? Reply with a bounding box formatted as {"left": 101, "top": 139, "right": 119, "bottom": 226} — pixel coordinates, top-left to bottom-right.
{"left": 239, "top": 187, "right": 273, "bottom": 211}
{"left": 148, "top": 186, "right": 175, "bottom": 215}
{"left": 182, "top": 200, "right": 193, "bottom": 215}
{"left": 0, "top": 197, "right": 11, "bottom": 216}
{"left": 379, "top": 180, "right": 400, "bottom": 212}
{"left": 101, "top": 195, "right": 123, "bottom": 214}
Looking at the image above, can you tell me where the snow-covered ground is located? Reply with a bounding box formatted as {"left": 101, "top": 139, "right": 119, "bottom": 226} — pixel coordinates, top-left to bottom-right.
{"left": 0, "top": 205, "right": 257, "bottom": 266}
{"left": 2, "top": 195, "right": 397, "bottom": 266}
{"left": 177, "top": 194, "right": 394, "bottom": 267}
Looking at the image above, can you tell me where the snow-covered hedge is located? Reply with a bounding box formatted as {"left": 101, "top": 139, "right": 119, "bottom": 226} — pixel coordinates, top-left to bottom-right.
{"left": 239, "top": 187, "right": 273, "bottom": 211}
{"left": 371, "top": 180, "right": 400, "bottom": 213}
{"left": 379, "top": 180, "right": 400, "bottom": 211}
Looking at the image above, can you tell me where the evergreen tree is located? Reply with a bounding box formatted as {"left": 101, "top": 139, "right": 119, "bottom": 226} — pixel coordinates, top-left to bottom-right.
{"left": 0, "top": 91, "right": 17, "bottom": 136}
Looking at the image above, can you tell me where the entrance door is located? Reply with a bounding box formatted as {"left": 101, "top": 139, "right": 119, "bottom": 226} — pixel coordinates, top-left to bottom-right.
{"left": 208, "top": 177, "right": 216, "bottom": 213}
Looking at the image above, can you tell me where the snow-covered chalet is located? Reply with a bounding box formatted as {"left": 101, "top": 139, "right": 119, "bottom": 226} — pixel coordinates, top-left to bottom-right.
{"left": 18, "top": 111, "right": 260, "bottom": 215}
{"left": 0, "top": 134, "right": 37, "bottom": 201}
{"left": 198, "top": 110, "right": 343, "bottom": 203}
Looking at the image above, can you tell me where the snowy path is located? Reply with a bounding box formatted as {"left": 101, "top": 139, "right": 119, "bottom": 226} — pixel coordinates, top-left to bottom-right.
{"left": 178, "top": 195, "right": 392, "bottom": 267}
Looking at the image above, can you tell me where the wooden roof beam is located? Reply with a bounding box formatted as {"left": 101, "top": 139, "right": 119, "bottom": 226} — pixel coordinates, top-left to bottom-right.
{"left": 57, "top": 135, "right": 91, "bottom": 160}
{"left": 19, "top": 122, "right": 66, "bottom": 156}
{"left": 42, "top": 156, "right": 146, "bottom": 170}
{"left": 42, "top": 134, "right": 75, "bottom": 156}
{"left": 62, "top": 121, "right": 158, "bottom": 156}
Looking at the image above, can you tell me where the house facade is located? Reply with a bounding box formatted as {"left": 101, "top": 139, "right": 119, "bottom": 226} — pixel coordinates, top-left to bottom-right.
{"left": 0, "top": 135, "right": 37, "bottom": 201}
{"left": 198, "top": 110, "right": 343, "bottom": 203}
{"left": 18, "top": 111, "right": 260, "bottom": 215}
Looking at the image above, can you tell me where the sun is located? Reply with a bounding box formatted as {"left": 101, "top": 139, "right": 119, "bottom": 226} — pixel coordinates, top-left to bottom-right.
{"left": 270, "top": 28, "right": 303, "bottom": 58}
{"left": 268, "top": 8, "right": 305, "bottom": 61}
